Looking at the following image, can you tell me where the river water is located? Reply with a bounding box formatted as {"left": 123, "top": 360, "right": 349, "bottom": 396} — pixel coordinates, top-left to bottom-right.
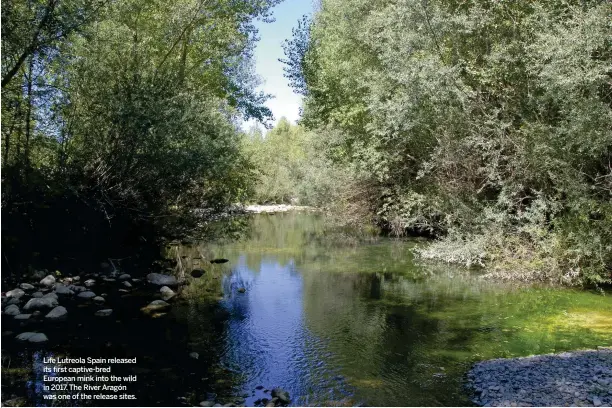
{"left": 176, "top": 212, "right": 612, "bottom": 406}
{"left": 2, "top": 212, "right": 611, "bottom": 406}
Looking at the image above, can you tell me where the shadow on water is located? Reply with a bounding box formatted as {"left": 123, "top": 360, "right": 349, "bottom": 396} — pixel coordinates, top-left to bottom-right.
{"left": 3, "top": 212, "right": 612, "bottom": 406}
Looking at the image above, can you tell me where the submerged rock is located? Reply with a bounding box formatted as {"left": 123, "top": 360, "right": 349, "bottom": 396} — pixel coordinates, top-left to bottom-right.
{"left": 14, "top": 314, "right": 32, "bottom": 320}
{"left": 94, "top": 309, "right": 113, "bottom": 317}
{"left": 40, "top": 275, "right": 56, "bottom": 287}
{"left": 210, "top": 259, "right": 229, "bottom": 264}
{"left": 93, "top": 296, "right": 105, "bottom": 304}
{"left": 43, "top": 292, "right": 59, "bottom": 300}
{"left": 119, "top": 273, "right": 131, "bottom": 281}
{"left": 237, "top": 287, "right": 246, "bottom": 293}
{"left": 20, "top": 283, "right": 35, "bottom": 291}
{"left": 23, "top": 297, "right": 58, "bottom": 311}
{"left": 4, "top": 304, "right": 21, "bottom": 316}
{"left": 141, "top": 300, "right": 170, "bottom": 314}
{"left": 271, "top": 389, "right": 290, "bottom": 405}
{"left": 147, "top": 273, "right": 178, "bottom": 287}
{"left": 191, "top": 269, "right": 205, "bottom": 278}
{"left": 45, "top": 306, "right": 68, "bottom": 320}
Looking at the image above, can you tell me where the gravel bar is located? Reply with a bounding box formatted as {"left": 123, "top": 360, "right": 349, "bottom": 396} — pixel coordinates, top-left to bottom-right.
{"left": 467, "top": 347, "right": 612, "bottom": 407}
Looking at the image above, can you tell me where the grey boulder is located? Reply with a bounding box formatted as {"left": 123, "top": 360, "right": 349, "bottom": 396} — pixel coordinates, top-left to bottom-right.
{"left": 6, "top": 288, "right": 25, "bottom": 299}
{"left": 77, "top": 291, "right": 96, "bottom": 299}
{"left": 147, "top": 273, "right": 178, "bottom": 287}
{"left": 16, "top": 332, "right": 48, "bottom": 343}
{"left": 94, "top": 309, "right": 113, "bottom": 317}
{"left": 20, "top": 283, "right": 36, "bottom": 291}
{"left": 4, "top": 304, "right": 20, "bottom": 316}
{"left": 23, "top": 297, "right": 58, "bottom": 311}
{"left": 40, "top": 275, "right": 56, "bottom": 287}
{"left": 54, "top": 284, "right": 74, "bottom": 296}
{"left": 160, "top": 286, "right": 176, "bottom": 301}
{"left": 45, "top": 306, "right": 68, "bottom": 320}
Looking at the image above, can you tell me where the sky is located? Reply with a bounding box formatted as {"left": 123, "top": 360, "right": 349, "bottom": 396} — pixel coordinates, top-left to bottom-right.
{"left": 242, "top": 0, "right": 315, "bottom": 131}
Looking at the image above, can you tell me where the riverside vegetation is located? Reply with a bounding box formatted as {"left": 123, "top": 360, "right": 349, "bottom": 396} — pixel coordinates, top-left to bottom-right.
{"left": 1, "top": 0, "right": 612, "bottom": 406}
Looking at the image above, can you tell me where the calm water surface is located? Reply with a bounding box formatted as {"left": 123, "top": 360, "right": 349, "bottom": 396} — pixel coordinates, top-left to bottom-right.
{"left": 3, "top": 212, "right": 611, "bottom": 406}
{"left": 179, "top": 212, "right": 612, "bottom": 406}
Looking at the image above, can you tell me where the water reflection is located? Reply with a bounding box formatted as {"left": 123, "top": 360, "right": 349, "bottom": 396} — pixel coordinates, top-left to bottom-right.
{"left": 205, "top": 212, "right": 612, "bottom": 406}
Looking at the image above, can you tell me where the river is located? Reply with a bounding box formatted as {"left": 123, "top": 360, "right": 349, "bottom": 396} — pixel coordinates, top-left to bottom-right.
{"left": 2, "top": 212, "right": 611, "bottom": 406}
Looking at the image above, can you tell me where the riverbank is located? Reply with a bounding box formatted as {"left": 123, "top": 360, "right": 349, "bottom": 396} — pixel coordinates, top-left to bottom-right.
{"left": 467, "top": 348, "right": 612, "bottom": 407}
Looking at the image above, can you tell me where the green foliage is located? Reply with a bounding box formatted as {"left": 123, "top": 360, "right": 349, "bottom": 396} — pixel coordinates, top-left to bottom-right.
{"left": 1, "top": 0, "right": 280, "bottom": 269}
{"left": 284, "top": 0, "right": 612, "bottom": 285}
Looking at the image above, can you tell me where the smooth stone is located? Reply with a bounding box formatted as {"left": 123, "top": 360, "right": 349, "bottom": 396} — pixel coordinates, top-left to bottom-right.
{"left": 123, "top": 281, "right": 132, "bottom": 288}
{"left": 200, "top": 402, "right": 215, "bottom": 407}
{"left": 14, "top": 314, "right": 32, "bottom": 320}
{"left": 84, "top": 279, "right": 96, "bottom": 287}
{"left": 141, "top": 300, "right": 170, "bottom": 314}
{"left": 54, "top": 284, "right": 74, "bottom": 295}
{"left": 593, "top": 397, "right": 602, "bottom": 407}
{"left": 43, "top": 292, "right": 59, "bottom": 300}
{"left": 69, "top": 285, "right": 87, "bottom": 292}
{"left": 23, "top": 297, "right": 58, "bottom": 311}
{"left": 4, "top": 304, "right": 20, "bottom": 316}
{"left": 210, "top": 259, "right": 229, "bottom": 264}
{"left": 103, "top": 278, "right": 116, "bottom": 282}
{"left": 6, "top": 288, "right": 25, "bottom": 298}
{"left": 147, "top": 273, "right": 178, "bottom": 287}
{"left": 237, "top": 287, "right": 246, "bottom": 293}
{"left": 77, "top": 291, "right": 96, "bottom": 299}
{"left": 189, "top": 352, "right": 199, "bottom": 359}
{"left": 160, "top": 286, "right": 176, "bottom": 301}
{"left": 119, "top": 274, "right": 131, "bottom": 280}
{"left": 5, "top": 298, "right": 20, "bottom": 306}
{"left": 94, "top": 309, "right": 113, "bottom": 317}
{"left": 16, "top": 332, "right": 48, "bottom": 343}
{"left": 40, "top": 275, "right": 56, "bottom": 287}
{"left": 45, "top": 306, "right": 68, "bottom": 320}
{"left": 93, "top": 296, "right": 105, "bottom": 303}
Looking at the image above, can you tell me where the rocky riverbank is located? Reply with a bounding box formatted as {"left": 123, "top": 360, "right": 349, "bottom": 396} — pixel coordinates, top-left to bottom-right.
{"left": 467, "top": 348, "right": 612, "bottom": 407}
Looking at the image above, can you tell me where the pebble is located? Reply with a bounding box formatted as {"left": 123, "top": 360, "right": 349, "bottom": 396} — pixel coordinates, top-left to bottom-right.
{"left": 94, "top": 309, "right": 113, "bottom": 317}
{"left": 14, "top": 314, "right": 31, "bottom": 320}
{"left": 6, "top": 288, "right": 25, "bottom": 299}
{"left": 4, "top": 304, "right": 21, "bottom": 316}
{"left": 45, "top": 306, "right": 68, "bottom": 320}
{"left": 468, "top": 348, "right": 612, "bottom": 407}
{"left": 40, "top": 275, "right": 56, "bottom": 287}
{"left": 77, "top": 291, "right": 96, "bottom": 299}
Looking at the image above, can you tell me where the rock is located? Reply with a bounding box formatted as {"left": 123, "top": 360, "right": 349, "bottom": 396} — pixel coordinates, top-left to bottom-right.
{"left": 54, "top": 284, "right": 74, "bottom": 296}
{"left": 16, "top": 332, "right": 48, "bottom": 343}
{"left": 255, "top": 386, "right": 264, "bottom": 390}
{"left": 5, "top": 298, "right": 20, "bottom": 306}
{"left": 94, "top": 309, "right": 113, "bottom": 317}
{"left": 191, "top": 269, "right": 205, "bottom": 278}
{"left": 200, "top": 402, "right": 215, "bottom": 407}
{"left": 69, "top": 285, "right": 87, "bottom": 292}
{"left": 72, "top": 276, "right": 81, "bottom": 282}
{"left": 237, "top": 287, "right": 246, "bottom": 293}
{"left": 271, "top": 389, "right": 290, "bottom": 404}
{"left": 4, "top": 304, "right": 20, "bottom": 316}
{"left": 14, "top": 314, "right": 32, "bottom": 320}
{"left": 45, "top": 306, "right": 68, "bottom": 320}
{"left": 147, "top": 273, "right": 178, "bottom": 287}
{"left": 119, "top": 274, "right": 131, "bottom": 280}
{"left": 93, "top": 296, "right": 105, "bottom": 303}
{"left": 593, "top": 397, "right": 602, "bottom": 407}
{"left": 103, "top": 277, "right": 116, "bottom": 282}
{"left": 23, "top": 297, "right": 58, "bottom": 311}
{"left": 32, "top": 292, "right": 43, "bottom": 298}
{"left": 77, "top": 291, "right": 96, "bottom": 299}
{"left": 43, "top": 292, "right": 59, "bottom": 300}
{"left": 6, "top": 288, "right": 25, "bottom": 299}
{"left": 141, "top": 300, "right": 170, "bottom": 314}
{"left": 160, "top": 286, "right": 176, "bottom": 301}
{"left": 123, "top": 281, "right": 132, "bottom": 288}
{"left": 189, "top": 352, "right": 199, "bottom": 359}
{"left": 40, "top": 275, "right": 56, "bottom": 287}
{"left": 210, "top": 259, "right": 229, "bottom": 264}
{"left": 84, "top": 279, "right": 96, "bottom": 287}
{"left": 2, "top": 397, "right": 27, "bottom": 407}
